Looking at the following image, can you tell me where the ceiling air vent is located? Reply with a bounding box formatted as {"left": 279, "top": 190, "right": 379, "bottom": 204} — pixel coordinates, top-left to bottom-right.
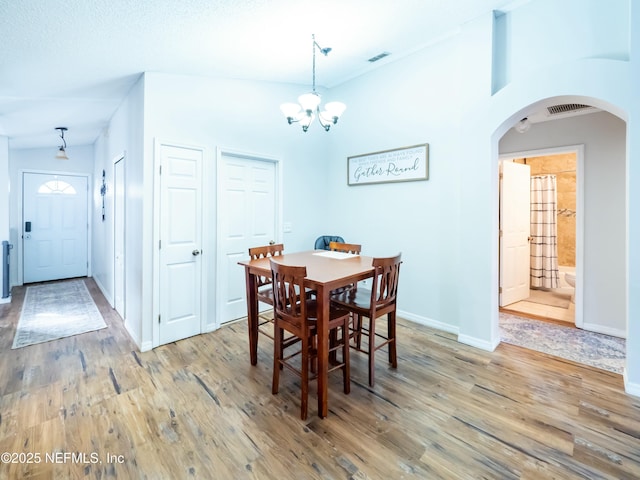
{"left": 547, "top": 103, "right": 593, "bottom": 116}
{"left": 368, "top": 52, "right": 391, "bottom": 63}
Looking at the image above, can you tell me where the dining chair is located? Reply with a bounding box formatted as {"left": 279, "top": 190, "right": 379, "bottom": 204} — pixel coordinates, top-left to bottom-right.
{"left": 248, "top": 243, "right": 284, "bottom": 341}
{"left": 314, "top": 235, "right": 345, "bottom": 250}
{"left": 328, "top": 241, "right": 361, "bottom": 295}
{"left": 330, "top": 253, "right": 402, "bottom": 387}
{"left": 329, "top": 241, "right": 362, "bottom": 254}
{"left": 270, "top": 259, "right": 351, "bottom": 420}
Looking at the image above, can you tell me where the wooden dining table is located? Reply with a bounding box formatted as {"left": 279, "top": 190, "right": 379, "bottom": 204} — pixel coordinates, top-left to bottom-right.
{"left": 238, "top": 249, "right": 375, "bottom": 418}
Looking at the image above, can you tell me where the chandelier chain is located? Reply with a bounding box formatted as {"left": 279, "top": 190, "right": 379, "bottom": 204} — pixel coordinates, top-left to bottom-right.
{"left": 311, "top": 34, "right": 316, "bottom": 92}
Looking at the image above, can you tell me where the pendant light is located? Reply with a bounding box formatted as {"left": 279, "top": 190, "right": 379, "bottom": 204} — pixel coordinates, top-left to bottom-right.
{"left": 55, "top": 127, "right": 69, "bottom": 160}
{"left": 280, "top": 34, "right": 346, "bottom": 132}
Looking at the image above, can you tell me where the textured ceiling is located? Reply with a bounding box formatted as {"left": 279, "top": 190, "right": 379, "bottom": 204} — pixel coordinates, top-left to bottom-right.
{"left": 0, "top": 0, "right": 518, "bottom": 149}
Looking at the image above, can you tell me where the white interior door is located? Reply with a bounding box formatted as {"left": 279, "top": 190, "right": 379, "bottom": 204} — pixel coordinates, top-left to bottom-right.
{"left": 23, "top": 173, "right": 88, "bottom": 283}
{"left": 158, "top": 145, "right": 203, "bottom": 345}
{"left": 218, "top": 153, "right": 277, "bottom": 323}
{"left": 114, "top": 157, "right": 126, "bottom": 319}
{"left": 499, "top": 160, "right": 531, "bottom": 306}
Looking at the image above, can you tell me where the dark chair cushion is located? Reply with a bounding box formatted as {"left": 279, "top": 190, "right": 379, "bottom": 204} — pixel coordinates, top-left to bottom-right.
{"left": 314, "top": 235, "right": 345, "bottom": 250}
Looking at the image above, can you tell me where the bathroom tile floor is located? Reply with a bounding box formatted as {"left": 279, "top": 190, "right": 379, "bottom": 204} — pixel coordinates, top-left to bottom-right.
{"left": 501, "top": 288, "right": 575, "bottom": 324}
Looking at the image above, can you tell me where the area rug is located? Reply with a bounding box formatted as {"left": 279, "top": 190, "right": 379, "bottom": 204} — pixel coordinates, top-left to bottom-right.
{"left": 499, "top": 312, "right": 625, "bottom": 374}
{"left": 12, "top": 280, "right": 107, "bottom": 349}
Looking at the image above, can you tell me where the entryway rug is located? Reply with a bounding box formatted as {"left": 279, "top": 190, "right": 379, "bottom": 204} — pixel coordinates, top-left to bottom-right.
{"left": 499, "top": 313, "right": 625, "bottom": 374}
{"left": 12, "top": 280, "right": 107, "bottom": 349}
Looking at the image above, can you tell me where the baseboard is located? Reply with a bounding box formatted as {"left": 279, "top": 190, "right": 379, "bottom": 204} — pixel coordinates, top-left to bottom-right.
{"left": 122, "top": 319, "right": 148, "bottom": 352}
{"left": 93, "top": 276, "right": 114, "bottom": 308}
{"left": 399, "top": 310, "right": 500, "bottom": 352}
{"left": 458, "top": 333, "right": 500, "bottom": 352}
{"left": 0, "top": 295, "right": 10, "bottom": 305}
{"left": 398, "top": 309, "right": 459, "bottom": 335}
{"left": 581, "top": 322, "right": 626, "bottom": 339}
{"left": 203, "top": 322, "right": 217, "bottom": 333}
{"left": 138, "top": 339, "right": 153, "bottom": 352}
{"left": 623, "top": 369, "right": 640, "bottom": 398}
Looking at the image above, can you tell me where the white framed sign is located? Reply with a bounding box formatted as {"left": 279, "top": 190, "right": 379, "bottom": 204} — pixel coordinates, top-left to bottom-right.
{"left": 347, "top": 143, "right": 429, "bottom": 186}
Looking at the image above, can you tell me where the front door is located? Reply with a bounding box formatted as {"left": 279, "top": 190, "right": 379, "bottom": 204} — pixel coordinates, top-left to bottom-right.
{"left": 23, "top": 173, "right": 89, "bottom": 283}
{"left": 218, "top": 153, "right": 277, "bottom": 323}
{"left": 499, "top": 160, "right": 531, "bottom": 306}
{"left": 158, "top": 145, "right": 203, "bottom": 345}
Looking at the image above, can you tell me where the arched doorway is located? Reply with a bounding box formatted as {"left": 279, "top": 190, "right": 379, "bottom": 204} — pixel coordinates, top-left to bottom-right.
{"left": 496, "top": 103, "right": 626, "bottom": 373}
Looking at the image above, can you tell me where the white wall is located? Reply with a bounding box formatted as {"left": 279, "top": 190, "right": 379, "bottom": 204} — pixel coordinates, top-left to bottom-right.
{"left": 326, "top": 33, "right": 464, "bottom": 333}
{"left": 92, "top": 74, "right": 145, "bottom": 347}
{"left": 8, "top": 144, "right": 95, "bottom": 286}
{"left": 500, "top": 112, "right": 627, "bottom": 337}
{"left": 0, "top": 137, "right": 9, "bottom": 302}
{"left": 624, "top": 0, "right": 640, "bottom": 396}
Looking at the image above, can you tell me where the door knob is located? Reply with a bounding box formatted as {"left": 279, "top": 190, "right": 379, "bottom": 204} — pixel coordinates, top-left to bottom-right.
{"left": 269, "top": 240, "right": 275, "bottom": 245}
{"left": 192, "top": 249, "right": 201, "bottom": 256}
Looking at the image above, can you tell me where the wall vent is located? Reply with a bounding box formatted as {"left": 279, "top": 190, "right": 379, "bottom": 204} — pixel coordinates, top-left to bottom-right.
{"left": 368, "top": 52, "right": 391, "bottom": 63}
{"left": 547, "top": 103, "right": 593, "bottom": 116}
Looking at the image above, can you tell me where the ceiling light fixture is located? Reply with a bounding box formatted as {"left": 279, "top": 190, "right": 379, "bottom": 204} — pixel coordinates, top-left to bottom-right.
{"left": 280, "top": 34, "right": 346, "bottom": 132}
{"left": 514, "top": 117, "right": 531, "bottom": 133}
{"left": 55, "top": 127, "right": 69, "bottom": 160}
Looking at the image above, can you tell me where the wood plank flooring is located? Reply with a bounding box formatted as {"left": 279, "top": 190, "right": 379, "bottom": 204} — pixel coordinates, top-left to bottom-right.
{"left": 0, "top": 278, "right": 639, "bottom": 479}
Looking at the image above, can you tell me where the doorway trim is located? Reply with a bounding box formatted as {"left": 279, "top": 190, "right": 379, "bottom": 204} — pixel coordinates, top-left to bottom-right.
{"left": 113, "top": 152, "right": 126, "bottom": 319}
{"left": 499, "top": 144, "right": 585, "bottom": 328}
{"left": 18, "top": 168, "right": 92, "bottom": 285}
{"left": 215, "top": 146, "right": 283, "bottom": 329}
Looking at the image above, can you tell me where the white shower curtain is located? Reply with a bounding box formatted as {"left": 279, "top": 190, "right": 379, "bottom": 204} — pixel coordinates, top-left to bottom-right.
{"left": 530, "top": 175, "right": 560, "bottom": 289}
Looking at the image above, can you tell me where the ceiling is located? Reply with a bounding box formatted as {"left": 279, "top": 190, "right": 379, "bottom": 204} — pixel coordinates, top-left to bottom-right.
{"left": 1, "top": 0, "right": 521, "bottom": 150}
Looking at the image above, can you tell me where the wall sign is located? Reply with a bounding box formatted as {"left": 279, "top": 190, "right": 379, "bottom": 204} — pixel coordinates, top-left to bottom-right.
{"left": 347, "top": 143, "right": 429, "bottom": 186}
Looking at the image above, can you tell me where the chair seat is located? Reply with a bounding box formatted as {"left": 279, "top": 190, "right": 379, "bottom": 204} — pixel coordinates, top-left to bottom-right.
{"left": 331, "top": 288, "right": 393, "bottom": 313}
{"left": 306, "top": 299, "right": 353, "bottom": 326}
{"left": 279, "top": 299, "right": 351, "bottom": 331}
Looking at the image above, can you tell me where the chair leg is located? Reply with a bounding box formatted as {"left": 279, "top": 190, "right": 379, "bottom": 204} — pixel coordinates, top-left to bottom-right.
{"left": 354, "top": 314, "right": 362, "bottom": 349}
{"left": 368, "top": 315, "right": 375, "bottom": 387}
{"left": 388, "top": 312, "right": 397, "bottom": 368}
{"left": 272, "top": 323, "right": 281, "bottom": 394}
{"left": 342, "top": 321, "right": 351, "bottom": 394}
{"left": 300, "top": 335, "right": 309, "bottom": 420}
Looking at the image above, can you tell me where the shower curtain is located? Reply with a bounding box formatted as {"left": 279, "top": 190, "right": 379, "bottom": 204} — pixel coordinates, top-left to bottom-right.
{"left": 530, "top": 175, "right": 560, "bottom": 289}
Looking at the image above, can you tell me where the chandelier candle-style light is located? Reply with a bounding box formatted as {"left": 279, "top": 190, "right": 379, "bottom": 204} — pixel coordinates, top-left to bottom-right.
{"left": 280, "top": 34, "right": 346, "bottom": 132}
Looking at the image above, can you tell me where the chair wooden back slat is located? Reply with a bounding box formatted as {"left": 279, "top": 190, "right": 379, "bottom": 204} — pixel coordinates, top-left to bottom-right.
{"left": 271, "top": 261, "right": 307, "bottom": 323}
{"left": 372, "top": 255, "right": 401, "bottom": 306}
{"left": 329, "top": 241, "right": 362, "bottom": 255}
{"left": 249, "top": 243, "right": 284, "bottom": 289}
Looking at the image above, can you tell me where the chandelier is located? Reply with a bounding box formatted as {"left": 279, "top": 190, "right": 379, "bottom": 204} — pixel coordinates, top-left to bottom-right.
{"left": 280, "top": 34, "right": 346, "bottom": 132}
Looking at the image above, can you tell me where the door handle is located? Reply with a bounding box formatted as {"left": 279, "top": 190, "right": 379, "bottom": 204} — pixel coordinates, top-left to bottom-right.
{"left": 269, "top": 240, "right": 275, "bottom": 245}
{"left": 192, "top": 249, "right": 201, "bottom": 256}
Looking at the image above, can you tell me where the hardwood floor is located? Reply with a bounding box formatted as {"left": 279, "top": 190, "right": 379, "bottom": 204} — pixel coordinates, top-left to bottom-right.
{"left": 1, "top": 278, "right": 639, "bottom": 479}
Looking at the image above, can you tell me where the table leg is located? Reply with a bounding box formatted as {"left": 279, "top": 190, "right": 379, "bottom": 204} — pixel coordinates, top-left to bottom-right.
{"left": 316, "top": 284, "right": 329, "bottom": 418}
{"left": 244, "top": 268, "right": 259, "bottom": 366}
